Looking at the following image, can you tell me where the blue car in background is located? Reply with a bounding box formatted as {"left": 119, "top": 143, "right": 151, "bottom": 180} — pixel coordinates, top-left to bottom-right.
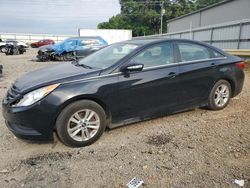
{"left": 37, "top": 36, "right": 108, "bottom": 61}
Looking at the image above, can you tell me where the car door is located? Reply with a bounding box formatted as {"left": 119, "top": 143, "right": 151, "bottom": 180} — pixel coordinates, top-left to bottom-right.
{"left": 43, "top": 40, "right": 48, "bottom": 45}
{"left": 116, "top": 42, "right": 181, "bottom": 122}
{"left": 38, "top": 40, "right": 45, "bottom": 46}
{"left": 176, "top": 41, "right": 224, "bottom": 106}
{"left": 74, "top": 39, "right": 86, "bottom": 57}
{"left": 76, "top": 39, "right": 98, "bottom": 57}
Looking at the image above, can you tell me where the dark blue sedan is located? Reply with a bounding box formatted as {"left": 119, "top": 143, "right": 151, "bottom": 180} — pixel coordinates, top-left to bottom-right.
{"left": 2, "top": 38, "right": 245, "bottom": 147}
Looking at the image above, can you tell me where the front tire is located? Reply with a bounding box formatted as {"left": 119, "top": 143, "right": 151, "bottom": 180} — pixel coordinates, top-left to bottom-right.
{"left": 207, "top": 80, "right": 231, "bottom": 110}
{"left": 56, "top": 100, "right": 106, "bottom": 147}
{"left": 62, "top": 52, "right": 75, "bottom": 61}
{"left": 0, "top": 46, "right": 7, "bottom": 53}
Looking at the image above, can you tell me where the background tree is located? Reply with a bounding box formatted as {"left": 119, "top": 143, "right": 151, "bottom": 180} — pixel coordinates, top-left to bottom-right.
{"left": 195, "top": 0, "right": 223, "bottom": 9}
{"left": 98, "top": 0, "right": 223, "bottom": 36}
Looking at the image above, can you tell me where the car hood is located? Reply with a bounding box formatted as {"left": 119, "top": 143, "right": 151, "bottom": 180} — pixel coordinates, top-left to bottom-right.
{"left": 18, "top": 42, "right": 28, "bottom": 47}
{"left": 13, "top": 62, "right": 101, "bottom": 93}
{"left": 39, "top": 44, "right": 53, "bottom": 51}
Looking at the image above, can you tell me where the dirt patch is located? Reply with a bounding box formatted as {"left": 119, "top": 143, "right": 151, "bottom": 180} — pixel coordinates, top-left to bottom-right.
{"left": 146, "top": 134, "right": 174, "bottom": 146}
{"left": 20, "top": 152, "right": 73, "bottom": 166}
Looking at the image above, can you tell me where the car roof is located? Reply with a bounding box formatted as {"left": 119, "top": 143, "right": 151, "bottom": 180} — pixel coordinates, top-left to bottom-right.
{"left": 124, "top": 38, "right": 209, "bottom": 45}
{"left": 121, "top": 38, "right": 206, "bottom": 46}
{"left": 117, "top": 37, "right": 227, "bottom": 56}
{"left": 67, "top": 36, "right": 103, "bottom": 40}
{"left": 122, "top": 38, "right": 218, "bottom": 49}
{"left": 122, "top": 38, "right": 166, "bottom": 45}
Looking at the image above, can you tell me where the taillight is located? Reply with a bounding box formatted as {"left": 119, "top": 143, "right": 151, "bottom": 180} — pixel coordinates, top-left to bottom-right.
{"left": 235, "top": 61, "right": 245, "bottom": 70}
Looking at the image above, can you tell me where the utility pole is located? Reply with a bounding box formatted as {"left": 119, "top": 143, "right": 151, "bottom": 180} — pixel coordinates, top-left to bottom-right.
{"left": 160, "top": 1, "right": 165, "bottom": 35}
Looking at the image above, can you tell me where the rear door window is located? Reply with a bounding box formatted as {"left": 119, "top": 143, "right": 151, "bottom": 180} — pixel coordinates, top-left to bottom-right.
{"left": 177, "top": 42, "right": 211, "bottom": 62}
{"left": 211, "top": 50, "right": 224, "bottom": 58}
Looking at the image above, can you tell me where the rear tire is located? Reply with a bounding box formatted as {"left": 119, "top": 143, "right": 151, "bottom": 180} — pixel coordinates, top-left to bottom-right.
{"left": 56, "top": 100, "right": 106, "bottom": 147}
{"left": 207, "top": 80, "right": 231, "bottom": 110}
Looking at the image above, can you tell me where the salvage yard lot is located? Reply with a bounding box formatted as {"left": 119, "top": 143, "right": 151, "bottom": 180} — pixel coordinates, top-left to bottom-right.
{"left": 0, "top": 49, "right": 249, "bottom": 188}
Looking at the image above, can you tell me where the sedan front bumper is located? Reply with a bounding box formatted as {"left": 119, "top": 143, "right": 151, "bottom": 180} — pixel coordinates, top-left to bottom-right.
{"left": 2, "top": 100, "right": 55, "bottom": 141}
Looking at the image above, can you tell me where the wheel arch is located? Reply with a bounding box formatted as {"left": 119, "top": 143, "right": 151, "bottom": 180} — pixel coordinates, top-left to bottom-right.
{"left": 54, "top": 95, "right": 112, "bottom": 129}
{"left": 216, "top": 77, "right": 236, "bottom": 97}
{"left": 207, "top": 77, "right": 236, "bottom": 103}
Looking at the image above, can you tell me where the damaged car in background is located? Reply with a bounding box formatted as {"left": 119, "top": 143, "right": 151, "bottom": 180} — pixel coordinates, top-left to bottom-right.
{"left": 5, "top": 41, "right": 27, "bottom": 55}
{"left": 0, "top": 40, "right": 28, "bottom": 53}
{"left": 37, "top": 36, "right": 108, "bottom": 61}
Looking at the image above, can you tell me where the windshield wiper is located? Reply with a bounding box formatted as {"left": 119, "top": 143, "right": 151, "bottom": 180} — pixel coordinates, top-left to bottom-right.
{"left": 71, "top": 59, "right": 92, "bottom": 69}
{"left": 79, "top": 64, "right": 92, "bottom": 69}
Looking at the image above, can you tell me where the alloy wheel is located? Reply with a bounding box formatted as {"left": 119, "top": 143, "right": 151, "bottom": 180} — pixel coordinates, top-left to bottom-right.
{"left": 214, "top": 84, "right": 230, "bottom": 107}
{"left": 67, "top": 109, "right": 100, "bottom": 142}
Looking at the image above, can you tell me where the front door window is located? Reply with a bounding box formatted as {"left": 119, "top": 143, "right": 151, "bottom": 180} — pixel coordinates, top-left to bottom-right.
{"left": 132, "top": 42, "right": 175, "bottom": 68}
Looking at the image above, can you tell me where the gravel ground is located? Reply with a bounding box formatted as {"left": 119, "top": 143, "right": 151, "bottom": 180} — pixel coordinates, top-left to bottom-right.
{"left": 0, "top": 49, "right": 249, "bottom": 188}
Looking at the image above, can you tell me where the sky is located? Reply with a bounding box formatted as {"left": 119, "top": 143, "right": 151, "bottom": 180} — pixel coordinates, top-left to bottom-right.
{"left": 0, "top": 0, "right": 120, "bottom": 35}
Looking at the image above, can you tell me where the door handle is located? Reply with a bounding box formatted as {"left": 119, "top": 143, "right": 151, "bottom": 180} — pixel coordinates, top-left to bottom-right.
{"left": 211, "top": 62, "right": 217, "bottom": 68}
{"left": 168, "top": 72, "right": 177, "bottom": 78}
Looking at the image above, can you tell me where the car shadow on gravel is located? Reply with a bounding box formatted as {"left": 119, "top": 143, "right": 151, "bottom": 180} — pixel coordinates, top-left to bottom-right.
{"left": 106, "top": 108, "right": 197, "bottom": 131}
{"left": 14, "top": 138, "right": 53, "bottom": 145}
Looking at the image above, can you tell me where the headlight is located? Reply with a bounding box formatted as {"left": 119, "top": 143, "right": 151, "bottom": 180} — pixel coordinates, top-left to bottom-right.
{"left": 13, "top": 83, "right": 60, "bottom": 107}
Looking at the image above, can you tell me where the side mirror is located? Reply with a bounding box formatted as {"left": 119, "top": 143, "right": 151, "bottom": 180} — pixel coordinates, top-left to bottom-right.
{"left": 121, "top": 63, "right": 144, "bottom": 73}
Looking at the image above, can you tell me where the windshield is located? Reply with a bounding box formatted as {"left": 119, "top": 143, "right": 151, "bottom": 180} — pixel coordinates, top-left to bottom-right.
{"left": 78, "top": 43, "right": 139, "bottom": 69}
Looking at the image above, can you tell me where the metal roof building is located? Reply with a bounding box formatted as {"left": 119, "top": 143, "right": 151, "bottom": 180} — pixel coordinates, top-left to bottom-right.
{"left": 167, "top": 0, "right": 250, "bottom": 33}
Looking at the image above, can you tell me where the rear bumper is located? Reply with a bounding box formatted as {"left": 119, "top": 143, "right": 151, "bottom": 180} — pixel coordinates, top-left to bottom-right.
{"left": 232, "top": 69, "right": 245, "bottom": 97}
